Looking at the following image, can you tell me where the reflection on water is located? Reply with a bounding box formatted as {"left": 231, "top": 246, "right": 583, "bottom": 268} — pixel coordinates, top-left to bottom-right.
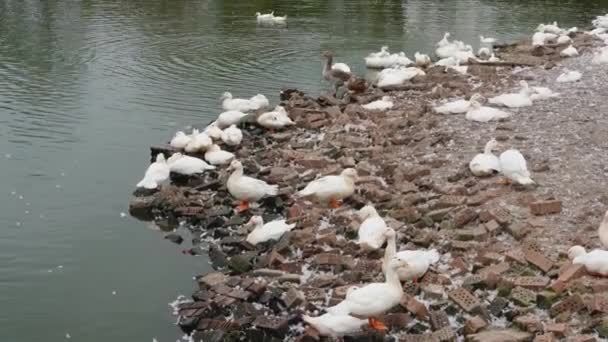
{"left": 1, "top": 0, "right": 607, "bottom": 340}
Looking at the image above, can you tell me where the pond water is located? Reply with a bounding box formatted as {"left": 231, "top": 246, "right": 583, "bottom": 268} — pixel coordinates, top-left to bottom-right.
{"left": 1, "top": 0, "right": 606, "bottom": 341}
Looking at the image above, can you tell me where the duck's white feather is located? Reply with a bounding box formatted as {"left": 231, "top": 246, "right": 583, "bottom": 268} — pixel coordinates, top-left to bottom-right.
{"left": 167, "top": 153, "right": 215, "bottom": 175}
{"left": 469, "top": 139, "right": 501, "bottom": 176}
{"left": 357, "top": 205, "right": 388, "bottom": 251}
{"left": 220, "top": 125, "right": 243, "bottom": 146}
{"left": 301, "top": 313, "right": 366, "bottom": 337}
{"left": 499, "top": 149, "right": 534, "bottom": 185}
{"left": 170, "top": 131, "right": 192, "bottom": 149}
{"left": 204, "top": 144, "right": 234, "bottom": 165}
{"left": 246, "top": 218, "right": 295, "bottom": 245}
{"left": 296, "top": 169, "right": 357, "bottom": 203}
{"left": 362, "top": 96, "right": 393, "bottom": 111}
{"left": 227, "top": 161, "right": 278, "bottom": 202}
{"left": 136, "top": 154, "right": 170, "bottom": 189}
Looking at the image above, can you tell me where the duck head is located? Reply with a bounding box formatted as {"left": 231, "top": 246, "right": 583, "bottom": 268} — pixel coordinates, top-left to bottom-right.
{"left": 484, "top": 138, "right": 499, "bottom": 154}
{"left": 227, "top": 159, "right": 243, "bottom": 172}
{"left": 220, "top": 92, "right": 233, "bottom": 101}
{"left": 155, "top": 153, "right": 166, "bottom": 163}
{"left": 321, "top": 51, "right": 334, "bottom": 59}
{"left": 384, "top": 228, "right": 396, "bottom": 240}
{"left": 358, "top": 204, "right": 378, "bottom": 220}
{"left": 387, "top": 257, "right": 409, "bottom": 271}
{"left": 341, "top": 168, "right": 358, "bottom": 181}
{"left": 568, "top": 245, "right": 586, "bottom": 260}
{"left": 255, "top": 12, "right": 261, "bottom": 16}
{"left": 167, "top": 153, "right": 183, "bottom": 164}
{"left": 245, "top": 215, "right": 264, "bottom": 229}
{"left": 519, "top": 80, "right": 532, "bottom": 96}
{"left": 207, "top": 144, "right": 221, "bottom": 153}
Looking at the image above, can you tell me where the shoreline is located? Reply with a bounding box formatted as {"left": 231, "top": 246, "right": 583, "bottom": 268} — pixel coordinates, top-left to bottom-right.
{"left": 131, "top": 23, "right": 608, "bottom": 341}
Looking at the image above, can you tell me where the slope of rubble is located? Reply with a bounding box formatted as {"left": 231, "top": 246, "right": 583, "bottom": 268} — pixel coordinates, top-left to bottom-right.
{"left": 129, "top": 29, "right": 608, "bottom": 342}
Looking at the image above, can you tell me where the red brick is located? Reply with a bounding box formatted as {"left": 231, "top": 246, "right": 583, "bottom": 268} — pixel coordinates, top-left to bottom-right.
{"left": 588, "top": 294, "right": 608, "bottom": 314}
{"left": 465, "top": 316, "right": 487, "bottom": 334}
{"left": 448, "top": 288, "right": 481, "bottom": 312}
{"left": 530, "top": 200, "right": 562, "bottom": 215}
{"left": 558, "top": 263, "right": 586, "bottom": 283}
{"left": 506, "top": 249, "right": 527, "bottom": 264}
{"left": 514, "top": 314, "right": 542, "bottom": 333}
{"left": 535, "top": 333, "right": 557, "bottom": 342}
{"left": 524, "top": 248, "right": 554, "bottom": 273}
{"left": 401, "top": 294, "right": 429, "bottom": 320}
{"left": 544, "top": 323, "right": 568, "bottom": 338}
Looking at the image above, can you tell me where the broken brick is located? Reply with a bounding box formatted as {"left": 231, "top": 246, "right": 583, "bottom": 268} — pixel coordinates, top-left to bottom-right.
{"left": 530, "top": 200, "right": 562, "bottom": 215}
{"left": 514, "top": 314, "right": 542, "bottom": 333}
{"left": 524, "top": 248, "right": 554, "bottom": 273}
{"left": 588, "top": 294, "right": 608, "bottom": 314}
{"left": 465, "top": 316, "right": 488, "bottom": 334}
{"left": 550, "top": 294, "right": 585, "bottom": 318}
{"left": 430, "top": 310, "right": 450, "bottom": 330}
{"left": 401, "top": 295, "right": 429, "bottom": 320}
{"left": 558, "top": 263, "right": 586, "bottom": 283}
{"left": 544, "top": 323, "right": 568, "bottom": 338}
{"left": 452, "top": 207, "right": 478, "bottom": 227}
{"left": 448, "top": 288, "right": 481, "bottom": 312}
{"left": 513, "top": 276, "right": 550, "bottom": 290}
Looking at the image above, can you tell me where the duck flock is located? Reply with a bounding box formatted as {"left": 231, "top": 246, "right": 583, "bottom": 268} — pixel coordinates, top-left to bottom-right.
{"left": 135, "top": 13, "right": 608, "bottom": 339}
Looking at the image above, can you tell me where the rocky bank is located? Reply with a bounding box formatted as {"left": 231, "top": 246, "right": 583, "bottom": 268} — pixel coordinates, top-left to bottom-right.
{"left": 130, "top": 27, "right": 608, "bottom": 342}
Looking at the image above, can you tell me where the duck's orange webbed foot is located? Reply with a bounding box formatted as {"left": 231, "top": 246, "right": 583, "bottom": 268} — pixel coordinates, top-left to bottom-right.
{"left": 368, "top": 317, "right": 388, "bottom": 332}
{"left": 329, "top": 198, "right": 342, "bottom": 209}
{"left": 236, "top": 201, "right": 250, "bottom": 213}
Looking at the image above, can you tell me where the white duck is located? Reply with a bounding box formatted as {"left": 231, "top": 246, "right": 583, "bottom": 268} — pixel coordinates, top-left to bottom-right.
{"left": 221, "top": 92, "right": 269, "bottom": 113}
{"left": 478, "top": 47, "right": 491, "bottom": 59}
{"left": 270, "top": 14, "right": 287, "bottom": 25}
{"left": 216, "top": 110, "right": 248, "bottom": 128}
{"left": 436, "top": 32, "right": 451, "bottom": 48}
{"left": 556, "top": 69, "right": 582, "bottom": 83}
{"left": 365, "top": 47, "right": 412, "bottom": 69}
{"left": 499, "top": 149, "right": 535, "bottom": 185}
{"left": 480, "top": 35, "right": 496, "bottom": 44}
{"left": 488, "top": 53, "right": 501, "bottom": 63}
{"left": 357, "top": 205, "right": 388, "bottom": 251}
{"left": 167, "top": 153, "right": 215, "bottom": 175}
{"left": 560, "top": 45, "right": 579, "bottom": 57}
{"left": 434, "top": 93, "right": 485, "bottom": 115}
{"left": 488, "top": 80, "right": 533, "bottom": 108}
{"left": 326, "top": 257, "right": 408, "bottom": 331}
{"left": 170, "top": 131, "right": 192, "bottom": 149}
{"left": 377, "top": 67, "right": 425, "bottom": 88}
{"left": 136, "top": 153, "right": 170, "bottom": 189}
{"left": 204, "top": 144, "right": 234, "bottom": 165}
{"left": 557, "top": 35, "right": 572, "bottom": 45}
{"left": 184, "top": 130, "right": 212, "bottom": 153}
{"left": 593, "top": 47, "right": 608, "bottom": 64}
{"left": 227, "top": 160, "right": 279, "bottom": 212}
{"left": 362, "top": 96, "right": 393, "bottom": 111}
{"left": 255, "top": 12, "right": 274, "bottom": 23}
{"left": 568, "top": 245, "right": 608, "bottom": 277}
{"left": 414, "top": 52, "right": 431, "bottom": 68}
{"left": 302, "top": 313, "right": 367, "bottom": 337}
{"left": 537, "top": 22, "right": 563, "bottom": 35}
{"left": 256, "top": 12, "right": 286, "bottom": 25}
{"left": 220, "top": 125, "right": 243, "bottom": 146}
{"left": 257, "top": 106, "right": 295, "bottom": 130}
{"left": 296, "top": 168, "right": 357, "bottom": 208}
{"left": 434, "top": 56, "right": 459, "bottom": 67}
{"left": 244, "top": 216, "right": 295, "bottom": 245}
{"left": 465, "top": 98, "right": 511, "bottom": 122}
{"left": 469, "top": 138, "right": 501, "bottom": 177}
{"left": 599, "top": 210, "right": 608, "bottom": 249}
{"left": 532, "top": 32, "right": 558, "bottom": 46}
{"left": 382, "top": 228, "right": 440, "bottom": 282}
{"left": 204, "top": 122, "right": 224, "bottom": 140}
{"left": 530, "top": 87, "right": 560, "bottom": 101}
